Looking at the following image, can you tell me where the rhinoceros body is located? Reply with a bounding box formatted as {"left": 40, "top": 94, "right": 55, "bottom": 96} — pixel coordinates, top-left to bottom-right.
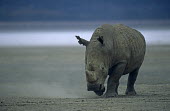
{"left": 76, "top": 24, "right": 146, "bottom": 97}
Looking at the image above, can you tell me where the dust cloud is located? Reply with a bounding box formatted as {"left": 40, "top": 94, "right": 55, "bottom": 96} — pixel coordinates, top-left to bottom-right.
{"left": 0, "top": 47, "right": 96, "bottom": 98}
{"left": 0, "top": 82, "right": 92, "bottom": 98}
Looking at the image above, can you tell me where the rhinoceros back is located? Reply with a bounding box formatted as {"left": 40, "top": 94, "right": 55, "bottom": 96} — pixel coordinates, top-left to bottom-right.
{"left": 111, "top": 24, "right": 146, "bottom": 74}
{"left": 92, "top": 24, "right": 146, "bottom": 74}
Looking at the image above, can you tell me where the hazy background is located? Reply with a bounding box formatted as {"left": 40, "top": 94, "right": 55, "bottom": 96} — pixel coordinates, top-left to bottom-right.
{"left": 0, "top": 0, "right": 170, "bottom": 98}
{"left": 0, "top": 0, "right": 170, "bottom": 46}
{"left": 0, "top": 0, "right": 170, "bottom": 21}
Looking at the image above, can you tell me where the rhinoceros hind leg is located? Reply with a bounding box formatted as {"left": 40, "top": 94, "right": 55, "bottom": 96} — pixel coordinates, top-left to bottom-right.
{"left": 125, "top": 68, "right": 139, "bottom": 95}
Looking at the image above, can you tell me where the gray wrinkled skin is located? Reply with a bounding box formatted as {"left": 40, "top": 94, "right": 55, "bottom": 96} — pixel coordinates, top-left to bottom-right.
{"left": 76, "top": 24, "right": 146, "bottom": 97}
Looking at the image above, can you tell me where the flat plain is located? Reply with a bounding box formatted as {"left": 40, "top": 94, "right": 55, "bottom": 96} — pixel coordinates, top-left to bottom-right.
{"left": 0, "top": 45, "right": 170, "bottom": 111}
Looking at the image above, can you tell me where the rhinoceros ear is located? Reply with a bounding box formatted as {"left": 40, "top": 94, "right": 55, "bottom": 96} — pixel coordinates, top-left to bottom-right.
{"left": 97, "top": 36, "right": 104, "bottom": 45}
{"left": 75, "top": 35, "right": 89, "bottom": 46}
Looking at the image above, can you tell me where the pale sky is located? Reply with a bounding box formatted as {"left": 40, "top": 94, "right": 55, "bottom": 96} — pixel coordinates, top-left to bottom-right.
{"left": 0, "top": 29, "right": 170, "bottom": 46}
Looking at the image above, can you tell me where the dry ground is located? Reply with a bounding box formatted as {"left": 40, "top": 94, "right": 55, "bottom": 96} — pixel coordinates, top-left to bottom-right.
{"left": 0, "top": 45, "right": 170, "bottom": 111}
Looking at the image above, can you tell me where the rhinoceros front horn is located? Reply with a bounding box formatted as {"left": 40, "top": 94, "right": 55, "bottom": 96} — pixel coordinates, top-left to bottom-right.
{"left": 86, "top": 70, "right": 97, "bottom": 83}
{"left": 75, "top": 35, "right": 89, "bottom": 46}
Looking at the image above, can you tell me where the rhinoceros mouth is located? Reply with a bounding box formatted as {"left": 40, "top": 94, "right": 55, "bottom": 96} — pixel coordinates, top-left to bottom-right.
{"left": 87, "top": 83, "right": 104, "bottom": 91}
{"left": 94, "top": 86, "right": 105, "bottom": 96}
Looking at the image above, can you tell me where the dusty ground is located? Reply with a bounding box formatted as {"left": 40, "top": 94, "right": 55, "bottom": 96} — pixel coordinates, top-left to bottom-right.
{"left": 0, "top": 84, "right": 170, "bottom": 111}
{"left": 0, "top": 45, "right": 170, "bottom": 111}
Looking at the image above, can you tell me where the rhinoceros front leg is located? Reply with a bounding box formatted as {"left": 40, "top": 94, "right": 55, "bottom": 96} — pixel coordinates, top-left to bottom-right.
{"left": 104, "top": 62, "right": 127, "bottom": 98}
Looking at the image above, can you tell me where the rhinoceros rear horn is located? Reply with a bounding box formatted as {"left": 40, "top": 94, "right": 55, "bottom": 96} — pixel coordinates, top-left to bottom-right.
{"left": 97, "top": 36, "right": 104, "bottom": 45}
{"left": 75, "top": 35, "right": 89, "bottom": 46}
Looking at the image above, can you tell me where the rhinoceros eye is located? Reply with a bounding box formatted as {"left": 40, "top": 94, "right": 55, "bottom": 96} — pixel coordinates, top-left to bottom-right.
{"left": 101, "top": 67, "right": 104, "bottom": 70}
{"left": 100, "top": 64, "right": 105, "bottom": 70}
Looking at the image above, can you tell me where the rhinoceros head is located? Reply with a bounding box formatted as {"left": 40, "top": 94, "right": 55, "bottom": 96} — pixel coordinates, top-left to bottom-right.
{"left": 76, "top": 35, "right": 109, "bottom": 96}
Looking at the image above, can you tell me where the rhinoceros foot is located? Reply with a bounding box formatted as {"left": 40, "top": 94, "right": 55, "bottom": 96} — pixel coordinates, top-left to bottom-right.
{"left": 125, "top": 89, "right": 137, "bottom": 96}
{"left": 104, "top": 92, "right": 118, "bottom": 98}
